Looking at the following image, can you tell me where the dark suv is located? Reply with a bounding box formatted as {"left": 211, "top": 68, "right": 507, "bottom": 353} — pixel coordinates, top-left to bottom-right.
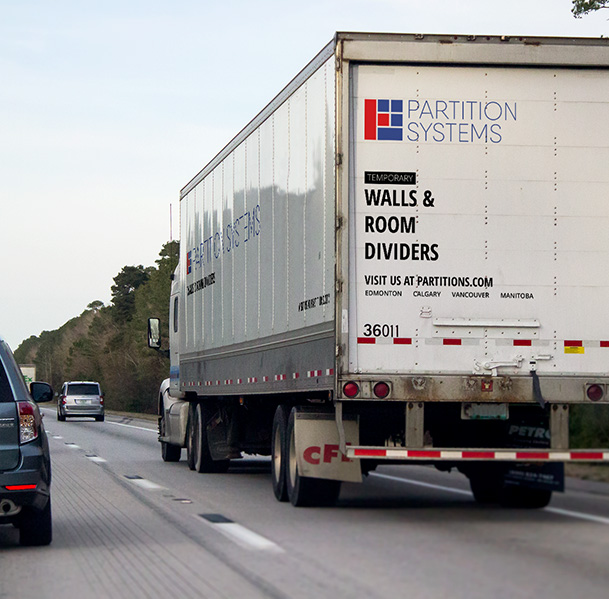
{"left": 0, "top": 337, "right": 53, "bottom": 545}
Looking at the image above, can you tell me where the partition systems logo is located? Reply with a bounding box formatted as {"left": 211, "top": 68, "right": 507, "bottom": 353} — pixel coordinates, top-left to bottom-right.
{"left": 364, "top": 99, "right": 403, "bottom": 141}
{"left": 186, "top": 251, "right": 192, "bottom": 274}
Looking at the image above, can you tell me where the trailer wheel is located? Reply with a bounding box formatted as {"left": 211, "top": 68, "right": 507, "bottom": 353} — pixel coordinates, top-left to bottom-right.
{"left": 186, "top": 403, "right": 196, "bottom": 470}
{"left": 193, "top": 403, "right": 230, "bottom": 474}
{"left": 500, "top": 487, "right": 552, "bottom": 509}
{"left": 286, "top": 408, "right": 341, "bottom": 507}
{"left": 469, "top": 475, "right": 502, "bottom": 504}
{"left": 271, "top": 405, "right": 290, "bottom": 502}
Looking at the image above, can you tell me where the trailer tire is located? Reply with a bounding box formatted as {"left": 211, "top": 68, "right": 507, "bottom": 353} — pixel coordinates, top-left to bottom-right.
{"left": 469, "top": 476, "right": 502, "bottom": 504}
{"left": 193, "top": 403, "right": 230, "bottom": 474}
{"left": 286, "top": 408, "right": 341, "bottom": 507}
{"left": 500, "top": 487, "right": 552, "bottom": 509}
{"left": 186, "top": 403, "right": 196, "bottom": 470}
{"left": 271, "top": 405, "right": 290, "bottom": 502}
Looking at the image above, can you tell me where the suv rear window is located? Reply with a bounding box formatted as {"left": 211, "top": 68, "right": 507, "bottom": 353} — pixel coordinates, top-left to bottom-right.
{"left": 67, "top": 383, "right": 99, "bottom": 396}
{"left": 0, "top": 363, "right": 14, "bottom": 403}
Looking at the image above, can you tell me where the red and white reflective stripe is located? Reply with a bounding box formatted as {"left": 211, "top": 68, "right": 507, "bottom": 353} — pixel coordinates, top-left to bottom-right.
{"left": 355, "top": 337, "right": 609, "bottom": 348}
{"left": 346, "top": 447, "right": 609, "bottom": 461}
{"left": 357, "top": 337, "right": 412, "bottom": 345}
{"left": 185, "top": 367, "right": 334, "bottom": 388}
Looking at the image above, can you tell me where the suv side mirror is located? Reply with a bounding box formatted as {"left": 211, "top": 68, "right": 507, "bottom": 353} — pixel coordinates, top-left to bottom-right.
{"left": 30, "top": 382, "right": 54, "bottom": 403}
{"left": 148, "top": 318, "right": 161, "bottom": 349}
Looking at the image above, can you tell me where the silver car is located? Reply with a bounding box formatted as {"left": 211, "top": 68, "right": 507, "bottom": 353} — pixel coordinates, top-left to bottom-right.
{"left": 57, "top": 381, "right": 104, "bottom": 422}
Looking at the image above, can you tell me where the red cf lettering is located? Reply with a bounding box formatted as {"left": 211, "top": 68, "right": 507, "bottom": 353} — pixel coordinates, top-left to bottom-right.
{"left": 303, "top": 446, "right": 321, "bottom": 464}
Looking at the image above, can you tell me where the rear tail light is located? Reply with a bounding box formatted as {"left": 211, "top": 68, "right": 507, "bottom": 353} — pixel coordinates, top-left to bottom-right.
{"left": 373, "top": 382, "right": 390, "bottom": 399}
{"left": 587, "top": 384, "right": 604, "bottom": 402}
{"left": 343, "top": 382, "right": 360, "bottom": 398}
{"left": 17, "top": 401, "right": 39, "bottom": 444}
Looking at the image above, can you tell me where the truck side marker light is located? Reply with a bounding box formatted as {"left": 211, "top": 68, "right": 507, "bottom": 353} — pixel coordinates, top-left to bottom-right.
{"left": 343, "top": 382, "right": 360, "bottom": 398}
{"left": 587, "top": 384, "right": 604, "bottom": 401}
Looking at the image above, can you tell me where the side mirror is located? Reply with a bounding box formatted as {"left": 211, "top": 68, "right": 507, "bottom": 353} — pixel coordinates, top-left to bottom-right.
{"left": 30, "top": 382, "right": 54, "bottom": 403}
{"left": 148, "top": 317, "right": 161, "bottom": 349}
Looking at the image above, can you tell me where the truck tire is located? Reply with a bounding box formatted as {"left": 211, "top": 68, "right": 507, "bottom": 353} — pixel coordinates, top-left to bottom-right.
{"left": 500, "top": 486, "right": 552, "bottom": 509}
{"left": 186, "top": 403, "right": 196, "bottom": 470}
{"left": 159, "top": 405, "right": 181, "bottom": 462}
{"left": 193, "top": 403, "right": 230, "bottom": 474}
{"left": 286, "top": 408, "right": 341, "bottom": 507}
{"left": 271, "top": 405, "right": 290, "bottom": 502}
{"left": 19, "top": 498, "right": 52, "bottom": 546}
{"left": 469, "top": 475, "right": 502, "bottom": 504}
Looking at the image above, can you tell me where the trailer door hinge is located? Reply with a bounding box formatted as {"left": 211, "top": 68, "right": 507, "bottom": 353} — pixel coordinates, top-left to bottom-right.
{"left": 336, "top": 153, "right": 343, "bottom": 167}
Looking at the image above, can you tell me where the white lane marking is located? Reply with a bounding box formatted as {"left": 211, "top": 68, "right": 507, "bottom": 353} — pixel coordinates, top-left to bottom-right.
{"left": 199, "top": 516, "right": 283, "bottom": 552}
{"left": 65, "top": 443, "right": 80, "bottom": 449}
{"left": 86, "top": 456, "right": 107, "bottom": 463}
{"left": 52, "top": 435, "right": 63, "bottom": 439}
{"left": 106, "top": 421, "right": 156, "bottom": 433}
{"left": 545, "top": 507, "right": 609, "bottom": 526}
{"left": 370, "top": 472, "right": 472, "bottom": 496}
{"left": 370, "top": 472, "right": 609, "bottom": 525}
{"left": 216, "top": 523, "right": 283, "bottom": 552}
{"left": 129, "top": 478, "right": 165, "bottom": 490}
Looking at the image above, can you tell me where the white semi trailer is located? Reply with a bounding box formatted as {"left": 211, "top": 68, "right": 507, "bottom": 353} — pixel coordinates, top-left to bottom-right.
{"left": 149, "top": 32, "right": 609, "bottom": 507}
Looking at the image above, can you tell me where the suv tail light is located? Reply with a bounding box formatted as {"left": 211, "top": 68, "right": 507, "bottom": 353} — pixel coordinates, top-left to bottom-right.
{"left": 17, "top": 401, "right": 39, "bottom": 444}
{"left": 61, "top": 395, "right": 67, "bottom": 405}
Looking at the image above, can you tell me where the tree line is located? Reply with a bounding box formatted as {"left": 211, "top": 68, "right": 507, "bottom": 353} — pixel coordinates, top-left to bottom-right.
{"left": 14, "top": 241, "right": 178, "bottom": 414}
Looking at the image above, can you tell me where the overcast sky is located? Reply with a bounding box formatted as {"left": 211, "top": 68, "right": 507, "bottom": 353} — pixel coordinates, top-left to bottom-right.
{"left": 1, "top": 0, "right": 607, "bottom": 350}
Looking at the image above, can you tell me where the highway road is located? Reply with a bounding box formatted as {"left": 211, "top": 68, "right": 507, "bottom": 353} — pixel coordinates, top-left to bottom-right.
{"left": 2, "top": 407, "right": 609, "bottom": 599}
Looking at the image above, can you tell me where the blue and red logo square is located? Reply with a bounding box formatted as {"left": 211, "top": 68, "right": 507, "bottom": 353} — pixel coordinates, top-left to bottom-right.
{"left": 364, "top": 99, "right": 403, "bottom": 141}
{"left": 187, "top": 251, "right": 192, "bottom": 274}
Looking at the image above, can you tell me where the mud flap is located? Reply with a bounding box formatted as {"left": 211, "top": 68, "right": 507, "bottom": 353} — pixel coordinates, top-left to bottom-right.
{"left": 504, "top": 462, "right": 564, "bottom": 492}
{"left": 294, "top": 411, "right": 362, "bottom": 483}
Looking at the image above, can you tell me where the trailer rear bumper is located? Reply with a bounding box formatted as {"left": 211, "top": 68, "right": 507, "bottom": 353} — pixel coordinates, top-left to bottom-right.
{"left": 346, "top": 447, "right": 609, "bottom": 462}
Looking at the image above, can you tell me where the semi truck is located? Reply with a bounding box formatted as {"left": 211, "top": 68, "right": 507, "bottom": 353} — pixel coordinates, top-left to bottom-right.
{"left": 149, "top": 32, "right": 609, "bottom": 508}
